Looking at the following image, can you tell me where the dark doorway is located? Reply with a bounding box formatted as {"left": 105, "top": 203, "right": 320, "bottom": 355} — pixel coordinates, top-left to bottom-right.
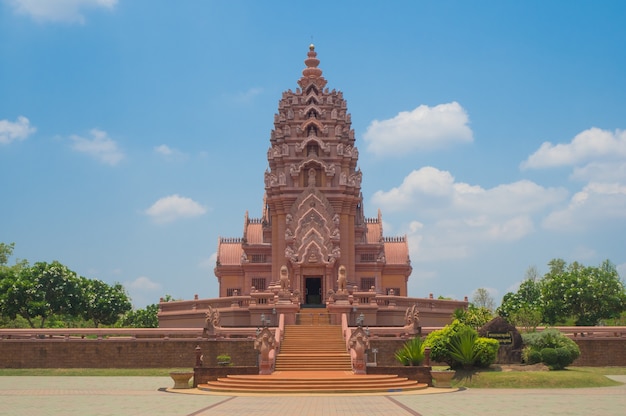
{"left": 304, "top": 277, "right": 323, "bottom": 307}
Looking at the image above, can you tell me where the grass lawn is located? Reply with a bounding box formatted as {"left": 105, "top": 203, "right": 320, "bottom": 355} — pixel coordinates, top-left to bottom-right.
{"left": 450, "top": 366, "right": 625, "bottom": 389}
{"left": 0, "top": 367, "right": 624, "bottom": 389}
{"left": 0, "top": 368, "right": 192, "bottom": 377}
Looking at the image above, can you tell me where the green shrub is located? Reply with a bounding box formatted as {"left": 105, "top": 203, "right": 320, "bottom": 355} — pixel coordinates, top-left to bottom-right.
{"left": 424, "top": 320, "right": 498, "bottom": 369}
{"left": 540, "top": 348, "right": 558, "bottom": 368}
{"left": 394, "top": 336, "right": 425, "bottom": 366}
{"left": 447, "top": 327, "right": 479, "bottom": 368}
{"left": 522, "top": 348, "right": 542, "bottom": 364}
{"left": 424, "top": 320, "right": 467, "bottom": 366}
{"left": 522, "top": 328, "right": 580, "bottom": 370}
{"left": 473, "top": 337, "right": 499, "bottom": 368}
{"left": 554, "top": 347, "right": 573, "bottom": 370}
{"left": 216, "top": 354, "right": 231, "bottom": 366}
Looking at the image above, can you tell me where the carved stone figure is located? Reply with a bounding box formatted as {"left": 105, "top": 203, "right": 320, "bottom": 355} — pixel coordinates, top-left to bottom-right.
{"left": 255, "top": 328, "right": 276, "bottom": 375}
{"left": 279, "top": 265, "right": 290, "bottom": 291}
{"left": 204, "top": 306, "right": 221, "bottom": 336}
{"left": 348, "top": 327, "right": 370, "bottom": 375}
{"left": 404, "top": 303, "right": 420, "bottom": 333}
{"left": 308, "top": 168, "right": 316, "bottom": 186}
{"left": 285, "top": 246, "right": 296, "bottom": 261}
{"left": 337, "top": 264, "right": 347, "bottom": 293}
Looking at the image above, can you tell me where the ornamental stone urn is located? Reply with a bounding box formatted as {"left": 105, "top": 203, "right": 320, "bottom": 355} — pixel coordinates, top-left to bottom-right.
{"left": 430, "top": 370, "right": 455, "bottom": 388}
{"left": 169, "top": 371, "right": 194, "bottom": 389}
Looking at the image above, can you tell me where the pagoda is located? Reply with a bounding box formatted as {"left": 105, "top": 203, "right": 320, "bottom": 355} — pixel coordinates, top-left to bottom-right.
{"left": 214, "top": 45, "right": 412, "bottom": 306}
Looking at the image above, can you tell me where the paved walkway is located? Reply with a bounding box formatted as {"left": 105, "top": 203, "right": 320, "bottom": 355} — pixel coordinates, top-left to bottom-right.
{"left": 0, "top": 376, "right": 625, "bottom": 416}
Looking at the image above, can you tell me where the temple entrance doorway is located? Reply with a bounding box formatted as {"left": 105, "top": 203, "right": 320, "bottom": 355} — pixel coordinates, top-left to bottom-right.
{"left": 303, "top": 276, "right": 323, "bottom": 308}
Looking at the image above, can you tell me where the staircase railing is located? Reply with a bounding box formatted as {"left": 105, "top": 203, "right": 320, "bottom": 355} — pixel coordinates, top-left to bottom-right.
{"left": 341, "top": 313, "right": 351, "bottom": 351}
{"left": 270, "top": 313, "right": 284, "bottom": 373}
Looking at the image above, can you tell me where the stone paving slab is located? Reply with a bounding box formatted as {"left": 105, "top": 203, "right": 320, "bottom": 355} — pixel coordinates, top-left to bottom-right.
{"left": 0, "top": 376, "right": 624, "bottom": 416}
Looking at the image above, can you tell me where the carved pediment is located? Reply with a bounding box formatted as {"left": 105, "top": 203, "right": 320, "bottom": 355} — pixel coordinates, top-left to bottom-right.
{"left": 295, "top": 136, "right": 331, "bottom": 154}
{"left": 285, "top": 188, "right": 339, "bottom": 265}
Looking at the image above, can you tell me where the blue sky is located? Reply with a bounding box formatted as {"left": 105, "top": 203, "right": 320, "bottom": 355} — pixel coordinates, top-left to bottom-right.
{"left": 1, "top": 0, "right": 625, "bottom": 309}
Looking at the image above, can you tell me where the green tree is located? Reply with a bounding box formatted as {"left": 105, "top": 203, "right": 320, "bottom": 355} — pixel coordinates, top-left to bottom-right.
{"left": 79, "top": 277, "right": 132, "bottom": 327}
{"left": 0, "top": 261, "right": 81, "bottom": 328}
{"left": 471, "top": 288, "right": 495, "bottom": 311}
{"left": 454, "top": 305, "right": 493, "bottom": 329}
{"left": 0, "top": 242, "right": 15, "bottom": 266}
{"left": 121, "top": 303, "right": 159, "bottom": 328}
{"left": 497, "top": 266, "right": 542, "bottom": 322}
{"left": 542, "top": 259, "right": 626, "bottom": 325}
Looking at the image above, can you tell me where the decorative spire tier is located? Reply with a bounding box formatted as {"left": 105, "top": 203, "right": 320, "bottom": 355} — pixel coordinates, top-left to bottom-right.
{"left": 215, "top": 45, "right": 411, "bottom": 304}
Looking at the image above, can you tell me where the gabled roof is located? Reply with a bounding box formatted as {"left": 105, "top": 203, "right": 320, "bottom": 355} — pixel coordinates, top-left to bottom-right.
{"left": 245, "top": 222, "right": 264, "bottom": 244}
{"left": 366, "top": 222, "right": 381, "bottom": 244}
{"left": 384, "top": 239, "right": 410, "bottom": 265}
{"left": 217, "top": 241, "right": 243, "bottom": 266}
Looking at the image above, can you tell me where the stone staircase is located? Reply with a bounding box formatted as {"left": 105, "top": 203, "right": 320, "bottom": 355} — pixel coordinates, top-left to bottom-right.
{"left": 197, "top": 319, "right": 428, "bottom": 393}
{"left": 275, "top": 324, "right": 352, "bottom": 371}
{"left": 197, "top": 371, "right": 428, "bottom": 393}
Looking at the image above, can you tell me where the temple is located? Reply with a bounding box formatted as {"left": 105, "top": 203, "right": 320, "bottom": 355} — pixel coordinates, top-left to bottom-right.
{"left": 158, "top": 46, "right": 467, "bottom": 329}
{"left": 215, "top": 44, "right": 411, "bottom": 304}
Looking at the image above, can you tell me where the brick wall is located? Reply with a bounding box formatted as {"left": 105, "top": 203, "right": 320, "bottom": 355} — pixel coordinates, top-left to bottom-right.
{"left": 0, "top": 339, "right": 257, "bottom": 369}
{"left": 370, "top": 338, "right": 626, "bottom": 367}
{"left": 1, "top": 337, "right": 624, "bottom": 368}
{"left": 572, "top": 338, "right": 626, "bottom": 366}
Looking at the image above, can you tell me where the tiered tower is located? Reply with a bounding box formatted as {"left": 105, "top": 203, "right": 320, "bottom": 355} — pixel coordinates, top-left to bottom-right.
{"left": 215, "top": 45, "right": 412, "bottom": 305}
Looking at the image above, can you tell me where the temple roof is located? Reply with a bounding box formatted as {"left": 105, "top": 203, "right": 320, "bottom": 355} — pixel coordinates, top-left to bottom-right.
{"left": 245, "top": 222, "right": 264, "bottom": 244}
{"left": 218, "top": 241, "right": 243, "bottom": 266}
{"left": 384, "top": 240, "right": 410, "bottom": 265}
{"left": 365, "top": 222, "right": 381, "bottom": 244}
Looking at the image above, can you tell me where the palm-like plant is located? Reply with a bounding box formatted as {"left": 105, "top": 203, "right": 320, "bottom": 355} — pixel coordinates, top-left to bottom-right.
{"left": 447, "top": 327, "right": 479, "bottom": 368}
{"left": 394, "top": 336, "right": 425, "bottom": 366}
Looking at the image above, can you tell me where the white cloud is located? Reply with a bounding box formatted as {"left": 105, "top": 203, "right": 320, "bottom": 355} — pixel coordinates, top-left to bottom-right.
{"left": 154, "top": 144, "right": 187, "bottom": 161}
{"left": 198, "top": 253, "right": 217, "bottom": 271}
{"left": 228, "top": 87, "right": 264, "bottom": 104}
{"left": 571, "top": 161, "right": 626, "bottom": 183}
{"left": 145, "top": 194, "right": 207, "bottom": 224}
{"left": 521, "top": 128, "right": 626, "bottom": 170}
{"left": 124, "top": 275, "right": 163, "bottom": 309}
{"left": 0, "top": 116, "right": 36, "bottom": 144}
{"left": 519, "top": 127, "right": 626, "bottom": 232}
{"left": 154, "top": 144, "right": 173, "bottom": 156}
{"left": 363, "top": 102, "right": 473, "bottom": 156}
{"left": 126, "top": 275, "right": 162, "bottom": 292}
{"left": 69, "top": 128, "right": 125, "bottom": 165}
{"left": 7, "top": 0, "right": 117, "bottom": 24}
{"left": 543, "top": 182, "right": 626, "bottom": 230}
{"left": 372, "top": 167, "right": 567, "bottom": 217}
{"left": 373, "top": 167, "right": 568, "bottom": 262}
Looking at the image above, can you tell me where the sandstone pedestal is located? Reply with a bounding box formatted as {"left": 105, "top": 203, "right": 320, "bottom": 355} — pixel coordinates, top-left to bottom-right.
{"left": 169, "top": 371, "right": 194, "bottom": 389}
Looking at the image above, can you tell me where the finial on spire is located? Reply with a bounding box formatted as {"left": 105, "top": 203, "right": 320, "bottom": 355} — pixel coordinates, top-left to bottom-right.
{"left": 298, "top": 44, "right": 327, "bottom": 89}
{"left": 303, "top": 44, "right": 322, "bottom": 78}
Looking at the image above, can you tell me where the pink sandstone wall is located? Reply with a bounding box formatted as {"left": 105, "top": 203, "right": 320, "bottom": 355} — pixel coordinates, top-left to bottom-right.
{"left": 0, "top": 337, "right": 623, "bottom": 368}
{"left": 0, "top": 339, "right": 256, "bottom": 369}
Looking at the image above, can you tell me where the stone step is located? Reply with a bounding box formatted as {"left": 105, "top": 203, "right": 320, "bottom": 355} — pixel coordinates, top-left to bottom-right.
{"left": 276, "top": 323, "right": 351, "bottom": 372}
{"left": 197, "top": 372, "right": 428, "bottom": 394}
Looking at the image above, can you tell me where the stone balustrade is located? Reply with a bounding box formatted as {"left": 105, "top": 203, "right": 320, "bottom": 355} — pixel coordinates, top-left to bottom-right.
{"left": 0, "top": 328, "right": 204, "bottom": 341}
{"left": 3, "top": 326, "right": 623, "bottom": 343}
{"left": 535, "top": 326, "right": 626, "bottom": 338}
